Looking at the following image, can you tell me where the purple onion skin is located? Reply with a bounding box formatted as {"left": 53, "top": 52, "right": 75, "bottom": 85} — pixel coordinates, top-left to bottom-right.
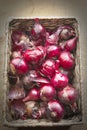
{"left": 58, "top": 85, "right": 78, "bottom": 105}
{"left": 59, "top": 51, "right": 75, "bottom": 70}
{"left": 56, "top": 26, "right": 76, "bottom": 40}
{"left": 23, "top": 46, "right": 46, "bottom": 64}
{"left": 40, "top": 84, "right": 56, "bottom": 102}
{"left": 47, "top": 100, "right": 64, "bottom": 121}
{"left": 46, "top": 45, "right": 61, "bottom": 59}
{"left": 25, "top": 101, "right": 37, "bottom": 117}
{"left": 23, "top": 88, "right": 40, "bottom": 102}
{"left": 65, "top": 36, "right": 78, "bottom": 51}
{"left": 51, "top": 71, "right": 68, "bottom": 90}
{"left": 10, "top": 99, "right": 26, "bottom": 120}
{"left": 58, "top": 85, "right": 79, "bottom": 112}
{"left": 10, "top": 57, "right": 28, "bottom": 75}
{"left": 40, "top": 59, "right": 56, "bottom": 79}
{"left": 45, "top": 32, "right": 59, "bottom": 46}
{"left": 31, "top": 18, "right": 46, "bottom": 40}
{"left": 22, "top": 70, "right": 39, "bottom": 89}
{"left": 11, "top": 30, "right": 30, "bottom": 52}
{"left": 32, "top": 77, "right": 50, "bottom": 85}
{"left": 8, "top": 86, "right": 25, "bottom": 101}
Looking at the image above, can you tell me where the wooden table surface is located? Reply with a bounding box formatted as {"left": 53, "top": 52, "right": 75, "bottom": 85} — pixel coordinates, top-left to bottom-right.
{"left": 0, "top": 0, "right": 87, "bottom": 130}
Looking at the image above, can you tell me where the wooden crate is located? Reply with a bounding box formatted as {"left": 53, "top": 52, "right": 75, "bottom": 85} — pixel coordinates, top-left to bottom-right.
{"left": 4, "top": 18, "right": 83, "bottom": 127}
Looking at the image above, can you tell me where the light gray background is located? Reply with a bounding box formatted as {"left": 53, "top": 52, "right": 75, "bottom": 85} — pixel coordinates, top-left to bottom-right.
{"left": 0, "top": 0, "right": 87, "bottom": 130}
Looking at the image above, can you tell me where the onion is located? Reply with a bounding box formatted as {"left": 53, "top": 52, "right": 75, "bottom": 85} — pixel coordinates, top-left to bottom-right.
{"left": 55, "top": 60, "right": 60, "bottom": 69}
{"left": 10, "top": 57, "right": 28, "bottom": 75}
{"left": 59, "top": 42, "right": 66, "bottom": 51}
{"left": 11, "top": 51, "right": 21, "bottom": 59}
{"left": 51, "top": 71, "right": 68, "bottom": 90}
{"left": 56, "top": 26, "right": 76, "bottom": 40}
{"left": 11, "top": 30, "right": 30, "bottom": 52}
{"left": 40, "top": 59, "right": 56, "bottom": 79}
{"left": 22, "top": 70, "right": 39, "bottom": 89}
{"left": 22, "top": 74, "right": 33, "bottom": 89}
{"left": 59, "top": 51, "right": 75, "bottom": 70}
{"left": 46, "top": 32, "right": 58, "bottom": 46}
{"left": 31, "top": 18, "right": 46, "bottom": 40}
{"left": 59, "top": 67, "right": 74, "bottom": 82}
{"left": 40, "top": 84, "right": 56, "bottom": 102}
{"left": 23, "top": 88, "right": 40, "bottom": 102}
{"left": 39, "top": 102, "right": 47, "bottom": 118}
{"left": 65, "top": 36, "right": 78, "bottom": 51}
{"left": 8, "top": 86, "right": 25, "bottom": 101}
{"left": 46, "top": 45, "right": 61, "bottom": 58}
{"left": 58, "top": 85, "right": 78, "bottom": 112}
{"left": 23, "top": 46, "right": 46, "bottom": 64}
{"left": 10, "top": 99, "right": 26, "bottom": 119}
{"left": 25, "top": 101, "right": 37, "bottom": 117}
{"left": 11, "top": 30, "right": 23, "bottom": 43}
{"left": 47, "top": 100, "right": 64, "bottom": 121}
{"left": 25, "top": 101, "right": 41, "bottom": 119}
{"left": 32, "top": 106, "right": 42, "bottom": 119}
{"left": 29, "top": 70, "right": 39, "bottom": 79}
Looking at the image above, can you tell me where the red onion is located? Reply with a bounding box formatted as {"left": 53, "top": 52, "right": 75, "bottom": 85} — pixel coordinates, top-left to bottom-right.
{"left": 58, "top": 85, "right": 78, "bottom": 112}
{"left": 46, "top": 32, "right": 58, "bottom": 46}
{"left": 40, "top": 59, "right": 56, "bottom": 79}
{"left": 65, "top": 36, "right": 78, "bottom": 51}
{"left": 56, "top": 26, "right": 76, "bottom": 40}
{"left": 23, "top": 88, "right": 40, "bottom": 102}
{"left": 10, "top": 57, "right": 28, "bottom": 75}
{"left": 11, "top": 51, "right": 21, "bottom": 59}
{"left": 59, "top": 42, "right": 66, "bottom": 51}
{"left": 25, "top": 101, "right": 45, "bottom": 119}
{"left": 59, "top": 67, "right": 74, "bottom": 81}
{"left": 55, "top": 59, "right": 60, "bottom": 69}
{"left": 32, "top": 107, "right": 42, "bottom": 119}
{"left": 22, "top": 70, "right": 39, "bottom": 87}
{"left": 22, "top": 72, "right": 50, "bottom": 88}
{"left": 59, "top": 51, "right": 75, "bottom": 70}
{"left": 23, "top": 46, "right": 46, "bottom": 64}
{"left": 59, "top": 67, "right": 71, "bottom": 77}
{"left": 11, "top": 30, "right": 30, "bottom": 51}
{"left": 51, "top": 71, "right": 68, "bottom": 90}
{"left": 46, "top": 45, "right": 61, "bottom": 58}
{"left": 10, "top": 99, "right": 26, "bottom": 119}
{"left": 47, "top": 100, "right": 64, "bottom": 121}
{"left": 11, "top": 30, "right": 23, "bottom": 43}
{"left": 22, "top": 74, "right": 33, "bottom": 89}
{"left": 39, "top": 102, "right": 47, "bottom": 118}
{"left": 28, "top": 70, "right": 40, "bottom": 80}
{"left": 31, "top": 18, "right": 46, "bottom": 40}
{"left": 25, "top": 101, "right": 37, "bottom": 117}
{"left": 40, "top": 84, "right": 56, "bottom": 102}
{"left": 8, "top": 86, "right": 25, "bottom": 100}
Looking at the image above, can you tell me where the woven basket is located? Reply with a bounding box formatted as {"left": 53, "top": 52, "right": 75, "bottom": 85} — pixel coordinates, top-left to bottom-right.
{"left": 4, "top": 18, "right": 83, "bottom": 127}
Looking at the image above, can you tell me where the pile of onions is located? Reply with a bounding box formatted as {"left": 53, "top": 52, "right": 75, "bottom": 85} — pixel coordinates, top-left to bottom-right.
{"left": 8, "top": 18, "right": 79, "bottom": 121}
